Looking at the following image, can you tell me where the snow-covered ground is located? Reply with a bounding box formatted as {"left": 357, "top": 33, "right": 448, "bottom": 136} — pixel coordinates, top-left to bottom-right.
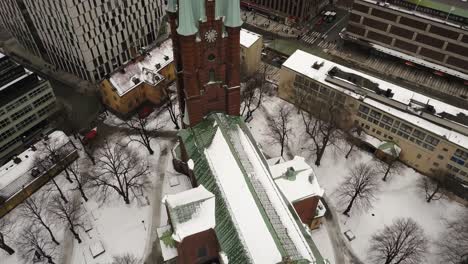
{"left": 1, "top": 108, "right": 179, "bottom": 264}
{"left": 249, "top": 96, "right": 466, "bottom": 264}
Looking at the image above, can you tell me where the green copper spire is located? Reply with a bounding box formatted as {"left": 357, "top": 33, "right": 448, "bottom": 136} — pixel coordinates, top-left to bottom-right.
{"left": 224, "top": 0, "right": 243, "bottom": 28}
{"left": 167, "top": 0, "right": 177, "bottom": 13}
{"left": 177, "top": 0, "right": 198, "bottom": 36}
{"left": 215, "top": 0, "right": 226, "bottom": 19}
{"left": 193, "top": 0, "right": 206, "bottom": 23}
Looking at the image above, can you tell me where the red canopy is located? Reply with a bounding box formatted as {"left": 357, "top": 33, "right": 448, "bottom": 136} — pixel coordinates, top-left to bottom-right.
{"left": 139, "top": 106, "right": 153, "bottom": 119}
{"left": 85, "top": 128, "right": 97, "bottom": 140}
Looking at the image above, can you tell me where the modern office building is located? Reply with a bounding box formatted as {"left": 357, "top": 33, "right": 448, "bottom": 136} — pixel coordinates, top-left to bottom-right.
{"left": 345, "top": 0, "right": 468, "bottom": 82}
{"left": 0, "top": 0, "right": 165, "bottom": 83}
{"left": 0, "top": 54, "right": 57, "bottom": 163}
{"left": 241, "top": 0, "right": 329, "bottom": 22}
{"left": 279, "top": 50, "right": 468, "bottom": 199}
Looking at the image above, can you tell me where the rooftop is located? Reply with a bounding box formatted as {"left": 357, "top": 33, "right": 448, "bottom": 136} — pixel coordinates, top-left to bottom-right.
{"left": 108, "top": 39, "right": 174, "bottom": 97}
{"left": 179, "top": 113, "right": 324, "bottom": 264}
{"left": 0, "top": 131, "right": 71, "bottom": 199}
{"left": 240, "top": 29, "right": 261, "bottom": 48}
{"left": 163, "top": 185, "right": 216, "bottom": 242}
{"left": 270, "top": 156, "right": 325, "bottom": 203}
{"left": 282, "top": 50, "right": 468, "bottom": 149}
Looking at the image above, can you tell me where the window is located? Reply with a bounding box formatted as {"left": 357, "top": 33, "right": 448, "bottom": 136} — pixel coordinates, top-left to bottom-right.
{"left": 437, "top": 155, "right": 444, "bottom": 160}
{"left": 358, "top": 105, "right": 370, "bottom": 114}
{"left": 425, "top": 135, "right": 440, "bottom": 146}
{"left": 433, "top": 162, "right": 439, "bottom": 167}
{"left": 381, "top": 115, "right": 393, "bottom": 125}
{"left": 0, "top": 118, "right": 10, "bottom": 129}
{"left": 412, "top": 129, "right": 426, "bottom": 140}
{"left": 208, "top": 54, "right": 216, "bottom": 61}
{"left": 11, "top": 105, "right": 33, "bottom": 121}
{"left": 443, "top": 148, "right": 448, "bottom": 152}
{"left": 209, "top": 69, "right": 215, "bottom": 82}
{"left": 417, "top": 154, "right": 422, "bottom": 159}
{"left": 370, "top": 110, "right": 382, "bottom": 120}
{"left": 400, "top": 124, "right": 412, "bottom": 133}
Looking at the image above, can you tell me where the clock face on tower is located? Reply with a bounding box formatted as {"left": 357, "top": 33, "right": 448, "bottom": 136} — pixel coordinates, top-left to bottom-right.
{"left": 205, "top": 29, "right": 218, "bottom": 43}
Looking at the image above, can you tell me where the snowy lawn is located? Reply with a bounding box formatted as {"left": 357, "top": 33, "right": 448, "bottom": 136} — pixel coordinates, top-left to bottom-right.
{"left": 249, "top": 95, "right": 466, "bottom": 264}
{"left": 1, "top": 108, "right": 178, "bottom": 264}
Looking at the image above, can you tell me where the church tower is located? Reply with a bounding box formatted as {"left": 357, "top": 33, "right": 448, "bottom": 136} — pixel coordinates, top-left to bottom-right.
{"left": 167, "top": 0, "right": 243, "bottom": 127}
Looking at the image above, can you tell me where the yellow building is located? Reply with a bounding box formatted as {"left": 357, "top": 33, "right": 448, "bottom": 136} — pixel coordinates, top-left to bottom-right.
{"left": 240, "top": 29, "right": 263, "bottom": 77}
{"left": 100, "top": 39, "right": 176, "bottom": 115}
{"left": 279, "top": 50, "right": 468, "bottom": 199}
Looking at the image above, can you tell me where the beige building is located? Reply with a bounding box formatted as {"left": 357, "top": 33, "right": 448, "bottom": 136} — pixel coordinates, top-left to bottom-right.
{"left": 279, "top": 50, "right": 468, "bottom": 199}
{"left": 100, "top": 39, "right": 175, "bottom": 115}
{"left": 240, "top": 29, "right": 263, "bottom": 77}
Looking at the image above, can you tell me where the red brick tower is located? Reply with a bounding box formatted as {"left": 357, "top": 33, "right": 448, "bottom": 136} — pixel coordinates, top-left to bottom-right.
{"left": 167, "top": 0, "right": 242, "bottom": 127}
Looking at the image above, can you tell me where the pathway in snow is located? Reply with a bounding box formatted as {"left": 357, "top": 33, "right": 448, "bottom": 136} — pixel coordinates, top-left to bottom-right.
{"left": 144, "top": 143, "right": 172, "bottom": 263}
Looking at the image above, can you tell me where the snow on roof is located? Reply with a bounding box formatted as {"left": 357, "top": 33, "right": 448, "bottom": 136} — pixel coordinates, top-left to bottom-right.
{"left": 363, "top": 133, "right": 383, "bottom": 148}
{"left": 370, "top": 43, "right": 468, "bottom": 80}
{"left": 365, "top": 98, "right": 468, "bottom": 147}
{"left": 266, "top": 156, "right": 286, "bottom": 166}
{"left": 283, "top": 50, "right": 468, "bottom": 149}
{"left": 108, "top": 39, "right": 174, "bottom": 96}
{"left": 240, "top": 29, "right": 261, "bottom": 48}
{"left": 0, "top": 131, "right": 70, "bottom": 191}
{"left": 163, "top": 185, "right": 216, "bottom": 242}
{"left": 270, "top": 156, "right": 325, "bottom": 203}
{"left": 204, "top": 128, "right": 283, "bottom": 263}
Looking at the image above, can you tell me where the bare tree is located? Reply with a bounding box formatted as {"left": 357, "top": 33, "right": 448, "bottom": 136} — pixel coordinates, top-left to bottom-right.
{"left": 19, "top": 193, "right": 60, "bottom": 246}
{"left": 377, "top": 159, "right": 404, "bottom": 182}
{"left": 91, "top": 140, "right": 151, "bottom": 204}
{"left": 343, "top": 124, "right": 364, "bottom": 159}
{"left": 437, "top": 211, "right": 468, "bottom": 264}
{"left": 0, "top": 216, "right": 15, "bottom": 255}
{"left": 301, "top": 105, "right": 342, "bottom": 166}
{"left": 121, "top": 113, "right": 164, "bottom": 155}
{"left": 112, "top": 253, "right": 140, "bottom": 264}
{"left": 48, "top": 195, "right": 83, "bottom": 244}
{"left": 266, "top": 104, "right": 292, "bottom": 157}
{"left": 17, "top": 225, "right": 58, "bottom": 264}
{"left": 164, "top": 86, "right": 180, "bottom": 129}
{"left": 369, "top": 218, "right": 428, "bottom": 264}
{"left": 241, "top": 65, "right": 268, "bottom": 122}
{"left": 337, "top": 163, "right": 380, "bottom": 216}
{"left": 67, "top": 161, "right": 90, "bottom": 202}
{"left": 418, "top": 169, "right": 448, "bottom": 203}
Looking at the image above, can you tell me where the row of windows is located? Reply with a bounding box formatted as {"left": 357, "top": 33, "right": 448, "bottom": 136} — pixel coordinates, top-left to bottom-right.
{"left": 16, "top": 114, "right": 38, "bottom": 130}
{"left": 28, "top": 84, "right": 49, "bottom": 98}
{"left": 0, "top": 118, "right": 10, "bottom": 129}
{"left": 11, "top": 105, "right": 33, "bottom": 121}
{"left": 32, "top": 92, "right": 54, "bottom": 108}
{"left": 358, "top": 104, "right": 439, "bottom": 151}
{"left": 5, "top": 96, "right": 28, "bottom": 112}
{"left": 0, "top": 127, "right": 16, "bottom": 142}
{"left": 38, "top": 102, "right": 56, "bottom": 117}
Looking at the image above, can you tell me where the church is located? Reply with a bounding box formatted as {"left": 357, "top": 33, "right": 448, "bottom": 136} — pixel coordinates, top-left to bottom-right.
{"left": 161, "top": 1, "right": 326, "bottom": 263}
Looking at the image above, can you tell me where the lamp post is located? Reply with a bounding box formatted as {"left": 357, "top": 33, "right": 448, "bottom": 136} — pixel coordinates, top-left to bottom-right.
{"left": 445, "top": 6, "right": 455, "bottom": 22}
{"left": 415, "top": 0, "right": 422, "bottom": 11}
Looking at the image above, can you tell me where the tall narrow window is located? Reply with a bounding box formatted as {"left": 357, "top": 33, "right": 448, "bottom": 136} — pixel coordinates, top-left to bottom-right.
{"left": 209, "top": 69, "right": 215, "bottom": 82}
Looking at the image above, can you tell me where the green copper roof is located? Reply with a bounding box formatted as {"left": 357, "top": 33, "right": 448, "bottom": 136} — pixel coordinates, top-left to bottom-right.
{"left": 178, "top": 113, "right": 326, "bottom": 264}
{"left": 224, "top": 0, "right": 243, "bottom": 28}
{"left": 167, "top": 0, "right": 177, "bottom": 13}
{"left": 177, "top": 0, "right": 242, "bottom": 36}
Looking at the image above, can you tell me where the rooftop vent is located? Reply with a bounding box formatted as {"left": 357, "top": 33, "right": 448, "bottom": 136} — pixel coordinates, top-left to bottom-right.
{"left": 132, "top": 77, "right": 141, "bottom": 85}
{"left": 164, "top": 55, "right": 169, "bottom": 61}
{"left": 155, "top": 63, "right": 161, "bottom": 70}
{"left": 13, "top": 157, "right": 22, "bottom": 164}
{"left": 312, "top": 61, "right": 324, "bottom": 70}
{"left": 119, "top": 68, "right": 126, "bottom": 74}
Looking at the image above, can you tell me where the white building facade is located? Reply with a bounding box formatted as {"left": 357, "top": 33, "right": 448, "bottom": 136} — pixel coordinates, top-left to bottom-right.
{"left": 0, "top": 0, "right": 165, "bottom": 83}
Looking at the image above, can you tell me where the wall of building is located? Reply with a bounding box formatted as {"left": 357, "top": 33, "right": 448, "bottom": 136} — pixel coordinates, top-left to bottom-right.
{"left": 278, "top": 66, "right": 468, "bottom": 191}
{"left": 293, "top": 196, "right": 320, "bottom": 227}
{"left": 240, "top": 36, "right": 263, "bottom": 77}
{"left": 176, "top": 229, "right": 220, "bottom": 264}
{"left": 242, "top": 0, "right": 328, "bottom": 22}
{"left": 0, "top": 0, "right": 165, "bottom": 82}
{"left": 347, "top": 0, "right": 468, "bottom": 76}
{"left": 0, "top": 78, "right": 57, "bottom": 160}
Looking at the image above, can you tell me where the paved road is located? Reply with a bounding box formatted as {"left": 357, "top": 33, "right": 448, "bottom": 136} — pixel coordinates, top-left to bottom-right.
{"left": 322, "top": 196, "right": 364, "bottom": 264}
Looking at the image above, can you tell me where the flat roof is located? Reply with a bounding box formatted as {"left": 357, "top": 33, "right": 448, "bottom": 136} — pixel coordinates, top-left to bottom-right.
{"left": 283, "top": 50, "right": 468, "bottom": 149}
{"left": 108, "top": 39, "right": 174, "bottom": 96}
{"left": 240, "top": 29, "right": 262, "bottom": 48}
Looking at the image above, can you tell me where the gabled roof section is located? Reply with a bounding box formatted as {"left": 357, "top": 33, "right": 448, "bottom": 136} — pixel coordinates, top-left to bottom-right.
{"left": 163, "top": 185, "right": 216, "bottom": 242}
{"left": 178, "top": 113, "right": 324, "bottom": 264}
